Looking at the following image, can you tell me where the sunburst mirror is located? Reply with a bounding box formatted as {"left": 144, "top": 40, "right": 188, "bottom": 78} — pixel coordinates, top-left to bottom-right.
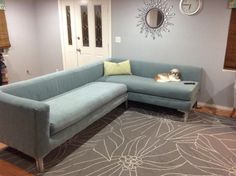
{"left": 137, "top": 0, "right": 175, "bottom": 39}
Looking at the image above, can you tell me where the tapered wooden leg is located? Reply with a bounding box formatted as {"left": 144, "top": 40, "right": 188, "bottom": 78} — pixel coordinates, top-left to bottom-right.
{"left": 231, "top": 108, "right": 235, "bottom": 117}
{"left": 36, "top": 158, "right": 44, "bottom": 172}
{"left": 184, "top": 112, "right": 189, "bottom": 122}
{"left": 193, "top": 101, "right": 198, "bottom": 108}
{"left": 125, "top": 100, "right": 128, "bottom": 109}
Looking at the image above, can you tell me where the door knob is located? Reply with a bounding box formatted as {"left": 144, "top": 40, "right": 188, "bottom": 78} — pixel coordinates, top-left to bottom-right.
{"left": 76, "top": 48, "right": 81, "bottom": 53}
{"left": 77, "top": 36, "right": 80, "bottom": 40}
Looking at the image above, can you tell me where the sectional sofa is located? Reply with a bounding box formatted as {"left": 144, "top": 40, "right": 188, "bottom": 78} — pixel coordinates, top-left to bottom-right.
{"left": 0, "top": 59, "right": 201, "bottom": 172}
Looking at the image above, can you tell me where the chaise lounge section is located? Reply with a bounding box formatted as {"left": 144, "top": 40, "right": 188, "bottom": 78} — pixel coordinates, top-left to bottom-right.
{"left": 99, "top": 59, "right": 202, "bottom": 120}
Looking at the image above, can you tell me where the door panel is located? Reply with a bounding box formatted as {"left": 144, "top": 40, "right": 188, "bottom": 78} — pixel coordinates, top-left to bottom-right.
{"left": 61, "top": 0, "right": 78, "bottom": 70}
{"left": 60, "top": 0, "right": 110, "bottom": 69}
{"left": 76, "top": 0, "right": 94, "bottom": 66}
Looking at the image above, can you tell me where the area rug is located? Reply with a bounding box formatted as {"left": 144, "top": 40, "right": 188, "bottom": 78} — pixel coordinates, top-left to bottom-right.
{"left": 1, "top": 104, "right": 236, "bottom": 176}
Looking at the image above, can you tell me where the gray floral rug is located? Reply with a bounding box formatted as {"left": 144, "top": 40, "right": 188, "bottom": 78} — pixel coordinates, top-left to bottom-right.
{"left": 1, "top": 103, "right": 236, "bottom": 176}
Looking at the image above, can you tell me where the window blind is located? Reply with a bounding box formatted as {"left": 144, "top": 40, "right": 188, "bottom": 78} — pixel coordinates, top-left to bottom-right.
{"left": 224, "top": 9, "right": 236, "bottom": 70}
{"left": 0, "top": 9, "right": 10, "bottom": 49}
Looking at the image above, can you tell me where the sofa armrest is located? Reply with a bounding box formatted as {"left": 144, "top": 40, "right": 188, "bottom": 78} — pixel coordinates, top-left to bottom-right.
{"left": 0, "top": 92, "right": 50, "bottom": 158}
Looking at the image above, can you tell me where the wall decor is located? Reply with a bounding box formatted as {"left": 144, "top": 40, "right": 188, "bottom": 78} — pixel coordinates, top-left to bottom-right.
{"left": 0, "top": 0, "right": 5, "bottom": 10}
{"left": 179, "top": 0, "right": 203, "bottom": 16}
{"left": 229, "top": 0, "right": 236, "bottom": 8}
{"left": 137, "top": 0, "right": 175, "bottom": 39}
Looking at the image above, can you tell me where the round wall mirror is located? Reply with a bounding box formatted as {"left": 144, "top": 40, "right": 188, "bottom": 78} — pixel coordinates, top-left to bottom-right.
{"left": 137, "top": 0, "right": 175, "bottom": 39}
{"left": 145, "top": 8, "right": 164, "bottom": 29}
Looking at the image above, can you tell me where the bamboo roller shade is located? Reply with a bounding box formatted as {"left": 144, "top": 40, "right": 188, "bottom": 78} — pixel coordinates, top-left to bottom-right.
{"left": 0, "top": 9, "right": 10, "bottom": 48}
{"left": 224, "top": 9, "right": 236, "bottom": 70}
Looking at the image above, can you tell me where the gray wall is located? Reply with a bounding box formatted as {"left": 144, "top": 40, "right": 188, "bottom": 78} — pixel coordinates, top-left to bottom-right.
{"left": 112, "top": 0, "right": 236, "bottom": 107}
{"left": 35, "top": 0, "right": 63, "bottom": 74}
{"left": 5, "top": 0, "right": 42, "bottom": 82}
{"left": 4, "top": 0, "right": 63, "bottom": 83}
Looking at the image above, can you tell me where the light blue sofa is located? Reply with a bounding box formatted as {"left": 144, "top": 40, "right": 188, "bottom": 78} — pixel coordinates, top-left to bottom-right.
{"left": 0, "top": 59, "right": 201, "bottom": 172}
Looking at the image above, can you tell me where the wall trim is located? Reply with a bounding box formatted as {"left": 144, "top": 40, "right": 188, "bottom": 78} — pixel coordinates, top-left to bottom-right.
{"left": 198, "top": 102, "right": 234, "bottom": 111}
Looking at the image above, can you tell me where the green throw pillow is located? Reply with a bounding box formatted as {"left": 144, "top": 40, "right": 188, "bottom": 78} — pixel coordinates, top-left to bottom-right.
{"left": 104, "top": 60, "right": 132, "bottom": 76}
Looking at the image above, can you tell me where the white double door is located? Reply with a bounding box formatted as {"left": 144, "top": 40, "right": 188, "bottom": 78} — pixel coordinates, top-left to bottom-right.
{"left": 60, "top": 0, "right": 110, "bottom": 69}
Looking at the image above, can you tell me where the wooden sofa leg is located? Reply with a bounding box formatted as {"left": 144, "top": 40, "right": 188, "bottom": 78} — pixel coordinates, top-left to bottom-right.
{"left": 125, "top": 100, "right": 128, "bottom": 109}
{"left": 36, "top": 157, "right": 44, "bottom": 172}
{"left": 231, "top": 108, "right": 235, "bottom": 118}
{"left": 193, "top": 101, "right": 198, "bottom": 108}
{"left": 184, "top": 112, "right": 189, "bottom": 122}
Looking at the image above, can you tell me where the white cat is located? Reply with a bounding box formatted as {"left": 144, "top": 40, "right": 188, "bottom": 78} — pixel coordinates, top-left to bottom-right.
{"left": 154, "top": 69, "right": 181, "bottom": 83}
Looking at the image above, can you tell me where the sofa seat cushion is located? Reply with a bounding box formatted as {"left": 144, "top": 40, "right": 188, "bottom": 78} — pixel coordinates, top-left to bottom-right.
{"left": 98, "top": 75, "right": 199, "bottom": 101}
{"left": 44, "top": 82, "right": 127, "bottom": 135}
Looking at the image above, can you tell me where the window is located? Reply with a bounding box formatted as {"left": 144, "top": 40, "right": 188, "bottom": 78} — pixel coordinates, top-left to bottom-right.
{"left": 94, "top": 5, "right": 102, "bottom": 48}
{"left": 224, "top": 9, "right": 236, "bottom": 70}
{"left": 66, "top": 6, "right": 72, "bottom": 45}
{"left": 81, "top": 5, "right": 89, "bottom": 47}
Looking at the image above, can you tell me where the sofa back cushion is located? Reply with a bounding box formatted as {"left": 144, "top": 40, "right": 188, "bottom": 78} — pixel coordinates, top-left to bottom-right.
{"left": 0, "top": 61, "right": 104, "bottom": 101}
{"left": 111, "top": 59, "right": 202, "bottom": 83}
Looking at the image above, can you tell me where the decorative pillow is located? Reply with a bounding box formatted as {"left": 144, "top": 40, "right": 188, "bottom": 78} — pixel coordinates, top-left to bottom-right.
{"left": 104, "top": 60, "right": 132, "bottom": 76}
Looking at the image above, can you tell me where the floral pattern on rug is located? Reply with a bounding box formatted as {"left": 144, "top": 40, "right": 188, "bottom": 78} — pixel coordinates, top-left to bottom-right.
{"left": 1, "top": 107, "right": 236, "bottom": 176}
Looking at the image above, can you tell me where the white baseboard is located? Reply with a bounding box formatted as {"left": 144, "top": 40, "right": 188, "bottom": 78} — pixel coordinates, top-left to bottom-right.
{"left": 198, "top": 102, "right": 234, "bottom": 111}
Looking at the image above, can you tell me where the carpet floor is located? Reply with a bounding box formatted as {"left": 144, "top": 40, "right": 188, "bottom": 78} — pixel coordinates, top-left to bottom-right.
{"left": 1, "top": 104, "right": 236, "bottom": 176}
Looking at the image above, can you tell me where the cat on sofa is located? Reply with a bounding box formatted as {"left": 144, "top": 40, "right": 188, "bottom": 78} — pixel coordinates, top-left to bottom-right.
{"left": 154, "top": 68, "right": 181, "bottom": 82}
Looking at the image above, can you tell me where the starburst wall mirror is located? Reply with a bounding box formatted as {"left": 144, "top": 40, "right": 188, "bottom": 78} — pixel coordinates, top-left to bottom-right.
{"left": 137, "top": 0, "right": 175, "bottom": 39}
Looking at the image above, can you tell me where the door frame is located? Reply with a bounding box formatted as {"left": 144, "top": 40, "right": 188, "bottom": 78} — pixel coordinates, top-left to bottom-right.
{"left": 57, "top": 0, "right": 112, "bottom": 69}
